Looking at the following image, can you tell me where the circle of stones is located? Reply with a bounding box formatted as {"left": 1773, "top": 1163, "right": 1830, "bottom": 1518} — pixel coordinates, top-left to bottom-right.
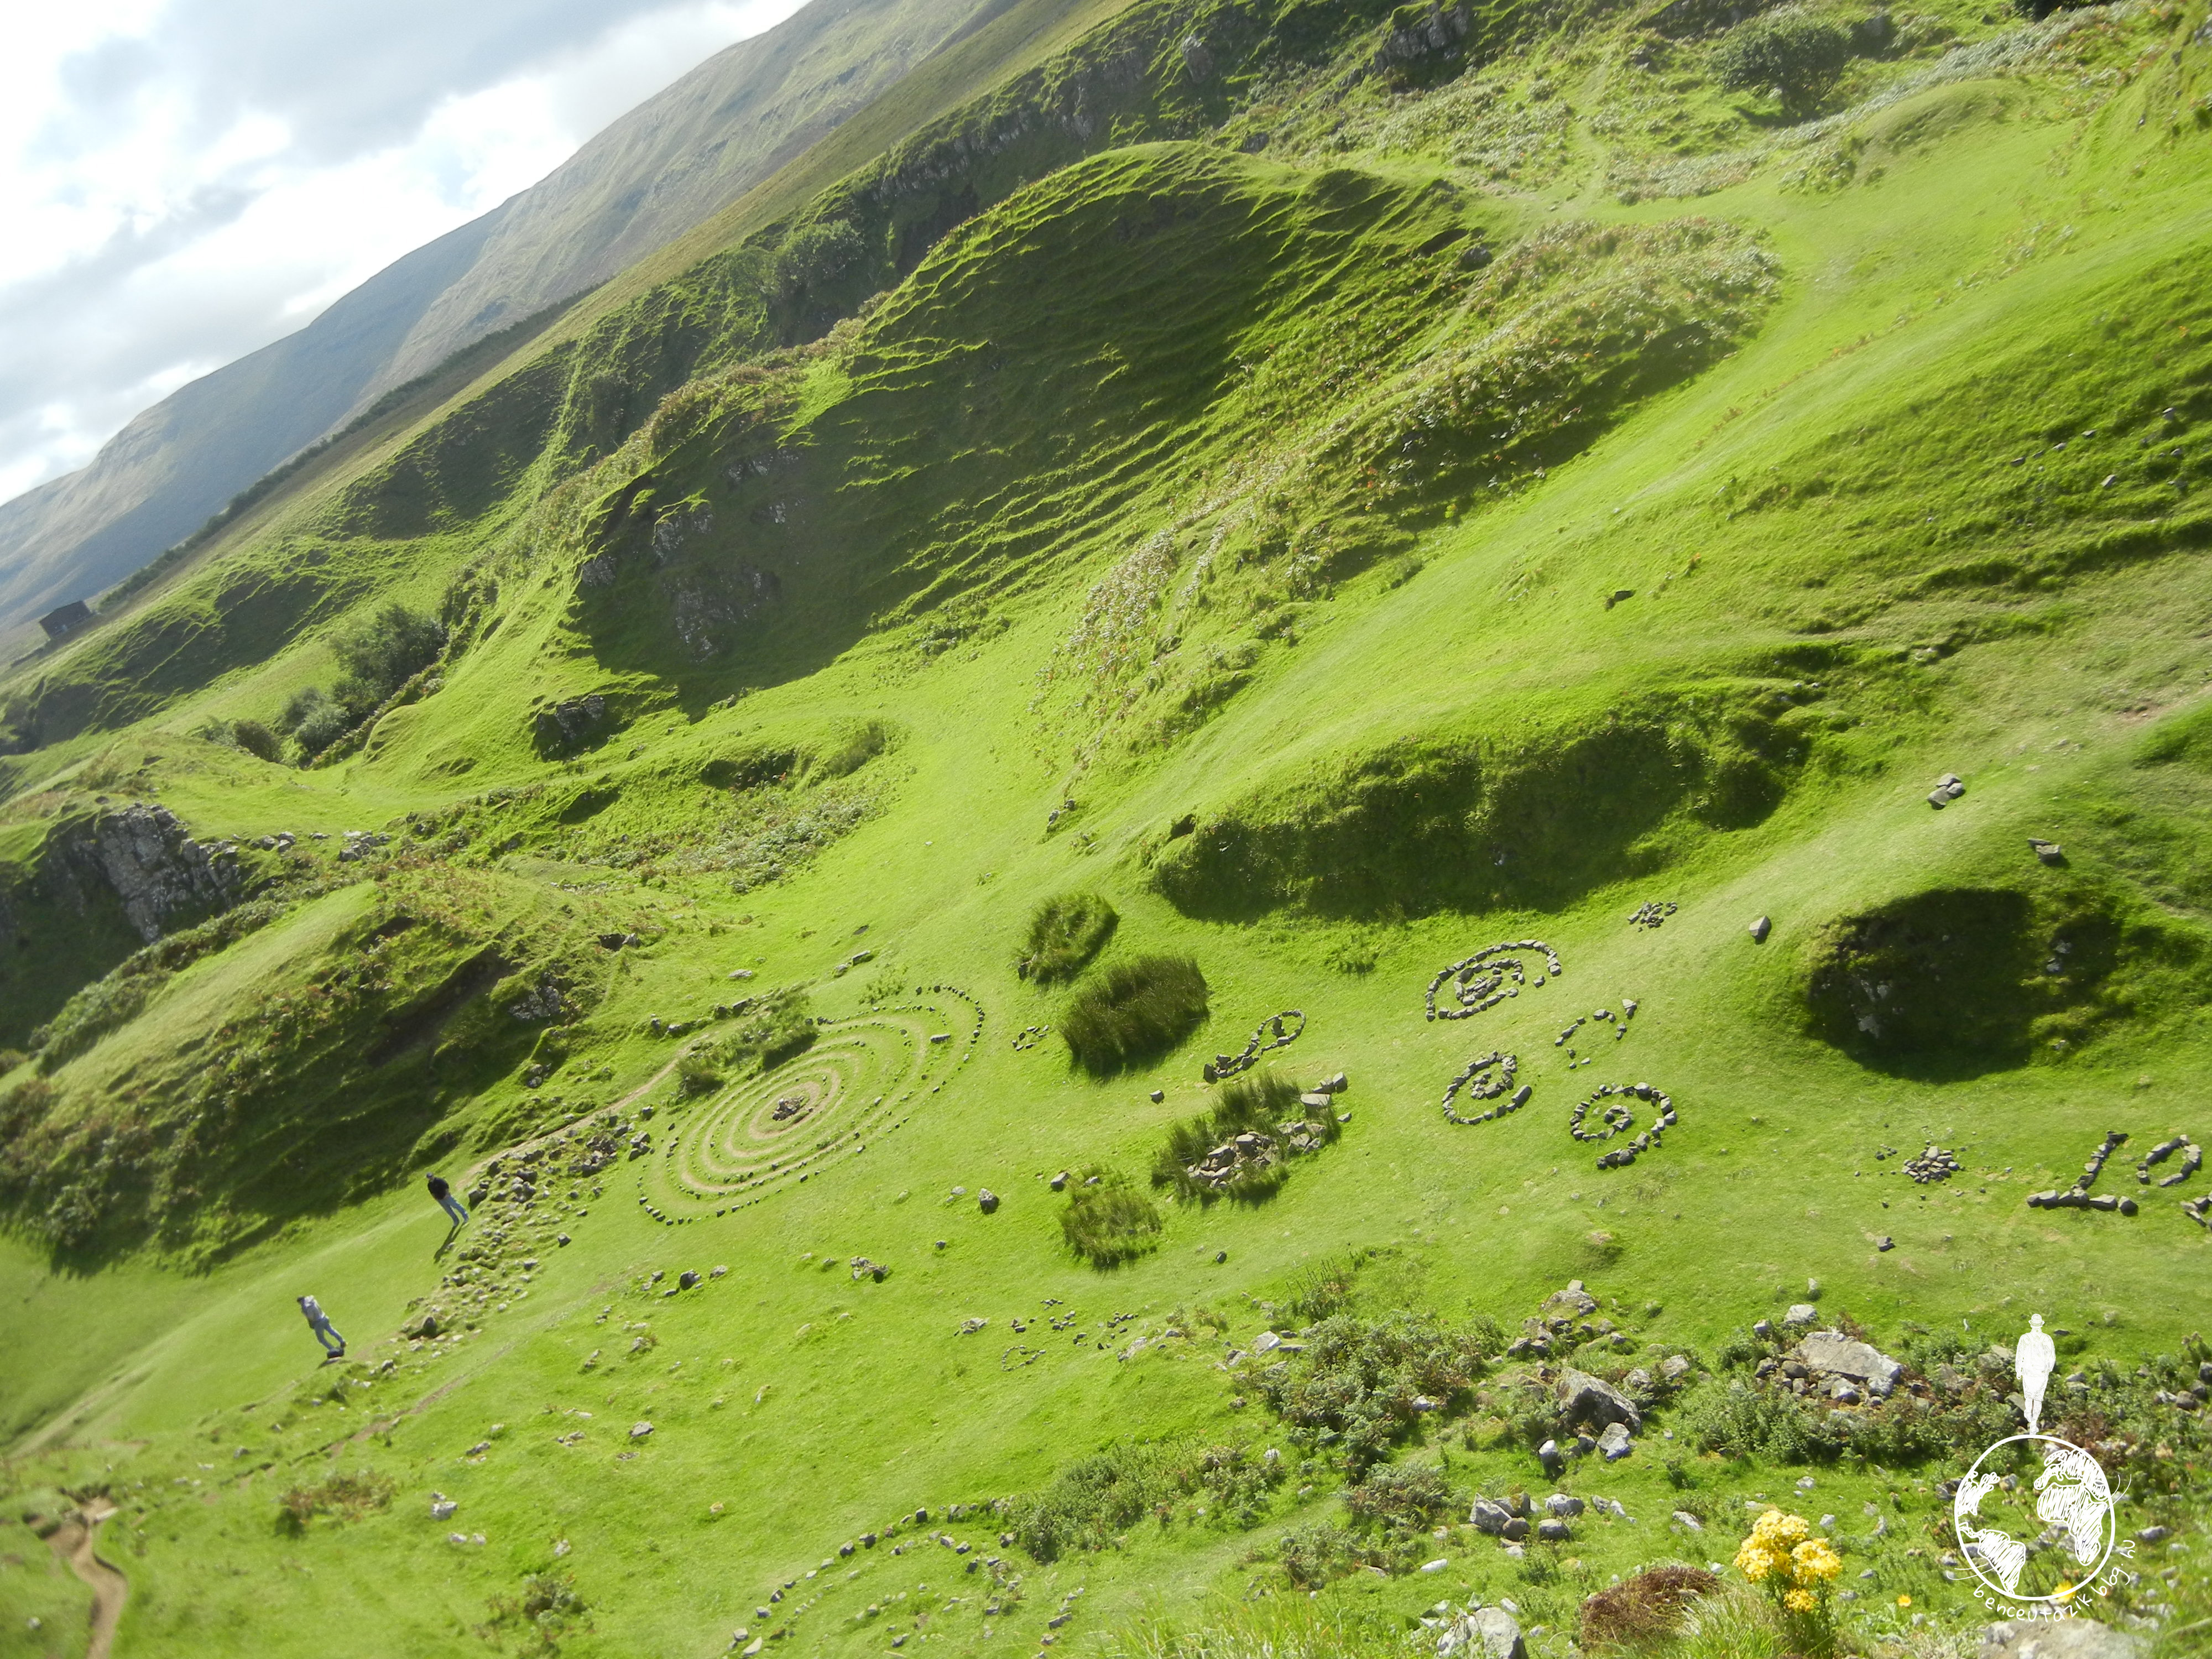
{"left": 1568, "top": 1082, "right": 1677, "bottom": 1169}
{"left": 1441, "top": 1051, "right": 1533, "bottom": 1126}
{"left": 1425, "top": 941, "right": 1563, "bottom": 1021}
{"left": 1204, "top": 1009, "right": 1305, "bottom": 1081}
{"left": 633, "top": 986, "right": 983, "bottom": 1225}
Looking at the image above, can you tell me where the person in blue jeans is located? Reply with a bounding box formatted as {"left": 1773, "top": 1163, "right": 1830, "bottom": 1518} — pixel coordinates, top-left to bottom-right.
{"left": 426, "top": 1172, "right": 469, "bottom": 1228}
{"left": 297, "top": 1295, "right": 345, "bottom": 1359}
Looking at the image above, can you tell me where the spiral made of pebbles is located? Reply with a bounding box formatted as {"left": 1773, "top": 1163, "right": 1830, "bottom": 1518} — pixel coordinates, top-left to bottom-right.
{"left": 634, "top": 987, "right": 983, "bottom": 1224}
{"left": 1568, "top": 1081, "right": 1677, "bottom": 1169}
{"left": 1441, "top": 1051, "right": 1533, "bottom": 1126}
{"left": 1204, "top": 1009, "right": 1305, "bottom": 1082}
{"left": 1424, "top": 941, "right": 1563, "bottom": 1021}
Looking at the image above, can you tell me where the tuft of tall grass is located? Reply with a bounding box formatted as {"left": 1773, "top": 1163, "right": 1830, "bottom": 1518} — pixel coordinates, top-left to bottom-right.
{"left": 1578, "top": 1564, "right": 1719, "bottom": 1652}
{"left": 1016, "top": 891, "right": 1118, "bottom": 984}
{"left": 1151, "top": 1071, "right": 1338, "bottom": 1202}
{"left": 1060, "top": 954, "right": 1207, "bottom": 1074}
{"left": 1060, "top": 1167, "right": 1163, "bottom": 1268}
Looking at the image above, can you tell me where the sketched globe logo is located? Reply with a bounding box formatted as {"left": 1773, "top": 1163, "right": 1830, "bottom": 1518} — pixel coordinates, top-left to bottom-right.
{"left": 1951, "top": 1313, "right": 2119, "bottom": 1608}
{"left": 1952, "top": 1434, "right": 2115, "bottom": 1603}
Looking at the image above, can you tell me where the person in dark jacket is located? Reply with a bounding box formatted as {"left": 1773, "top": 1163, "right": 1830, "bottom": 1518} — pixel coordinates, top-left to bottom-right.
{"left": 427, "top": 1172, "right": 469, "bottom": 1228}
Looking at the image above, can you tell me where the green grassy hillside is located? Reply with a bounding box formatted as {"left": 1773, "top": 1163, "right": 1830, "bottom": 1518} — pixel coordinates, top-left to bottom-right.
{"left": 4, "top": 0, "right": 2212, "bottom": 1655}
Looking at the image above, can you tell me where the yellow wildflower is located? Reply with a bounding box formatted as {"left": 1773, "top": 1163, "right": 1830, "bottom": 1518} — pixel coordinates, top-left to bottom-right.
{"left": 1785, "top": 1588, "right": 1817, "bottom": 1614}
{"left": 1735, "top": 1539, "right": 1780, "bottom": 1581}
{"left": 1897, "top": 1595, "right": 1912, "bottom": 1608}
{"left": 1792, "top": 1538, "right": 1843, "bottom": 1583}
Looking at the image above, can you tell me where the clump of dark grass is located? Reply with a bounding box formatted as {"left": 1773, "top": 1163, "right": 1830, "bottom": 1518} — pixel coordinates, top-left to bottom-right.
{"left": 1282, "top": 1251, "right": 1368, "bottom": 1323}
{"left": 1060, "top": 954, "right": 1207, "bottom": 1074}
{"left": 1060, "top": 1166, "right": 1163, "bottom": 1268}
{"left": 1001, "top": 1435, "right": 1285, "bottom": 1560}
{"left": 1579, "top": 1564, "right": 1718, "bottom": 1652}
{"left": 275, "top": 1468, "right": 395, "bottom": 1535}
{"left": 480, "top": 1569, "right": 591, "bottom": 1656}
{"left": 1017, "top": 892, "right": 1118, "bottom": 984}
{"left": 1151, "top": 1071, "right": 1338, "bottom": 1203}
{"left": 715, "top": 986, "right": 817, "bottom": 1073}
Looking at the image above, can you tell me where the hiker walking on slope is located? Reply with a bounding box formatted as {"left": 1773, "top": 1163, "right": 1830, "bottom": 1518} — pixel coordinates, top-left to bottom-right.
{"left": 297, "top": 1295, "right": 345, "bottom": 1360}
{"left": 426, "top": 1172, "right": 469, "bottom": 1228}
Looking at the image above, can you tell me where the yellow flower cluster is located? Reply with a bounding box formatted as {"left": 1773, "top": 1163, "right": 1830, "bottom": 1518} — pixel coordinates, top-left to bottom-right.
{"left": 1734, "top": 1511, "right": 1841, "bottom": 1607}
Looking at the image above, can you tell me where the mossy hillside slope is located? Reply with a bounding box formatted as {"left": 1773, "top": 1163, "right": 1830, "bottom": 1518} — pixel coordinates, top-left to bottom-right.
{"left": 3, "top": 4, "right": 2212, "bottom": 1657}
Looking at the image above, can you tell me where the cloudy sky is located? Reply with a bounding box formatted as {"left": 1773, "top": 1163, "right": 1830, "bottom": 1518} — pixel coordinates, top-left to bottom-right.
{"left": 0, "top": 0, "right": 810, "bottom": 507}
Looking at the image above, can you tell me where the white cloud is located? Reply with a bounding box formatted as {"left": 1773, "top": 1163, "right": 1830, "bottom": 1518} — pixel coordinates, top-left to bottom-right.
{"left": 0, "top": 0, "right": 808, "bottom": 500}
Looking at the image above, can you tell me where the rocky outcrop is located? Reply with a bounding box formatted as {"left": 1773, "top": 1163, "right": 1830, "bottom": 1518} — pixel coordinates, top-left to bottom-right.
{"left": 1554, "top": 1368, "right": 1642, "bottom": 1433}
{"left": 67, "top": 804, "right": 241, "bottom": 942}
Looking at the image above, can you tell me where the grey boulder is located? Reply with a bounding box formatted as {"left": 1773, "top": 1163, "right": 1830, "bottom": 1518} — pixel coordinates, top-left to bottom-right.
{"left": 1545, "top": 1493, "right": 1584, "bottom": 1517}
{"left": 1438, "top": 1605, "right": 1525, "bottom": 1659}
{"left": 1797, "top": 1331, "right": 1903, "bottom": 1396}
{"left": 1555, "top": 1368, "right": 1642, "bottom": 1432}
{"left": 1468, "top": 1499, "right": 1513, "bottom": 1535}
{"left": 1597, "top": 1421, "right": 1635, "bottom": 1460}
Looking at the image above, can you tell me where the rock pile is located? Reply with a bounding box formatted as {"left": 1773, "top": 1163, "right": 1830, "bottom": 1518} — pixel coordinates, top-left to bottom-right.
{"left": 1902, "top": 1145, "right": 1962, "bottom": 1185}
{"left": 1441, "top": 1051, "right": 1530, "bottom": 1125}
{"left": 1568, "top": 1083, "right": 1677, "bottom": 1168}
{"left": 1556, "top": 1003, "right": 1635, "bottom": 1067}
{"left": 1426, "top": 941, "right": 1563, "bottom": 1021}
{"left": 1181, "top": 1113, "right": 1333, "bottom": 1192}
{"left": 1927, "top": 772, "right": 1966, "bottom": 809}
{"left": 1203, "top": 1009, "right": 1305, "bottom": 1081}
{"left": 1628, "top": 901, "right": 1677, "bottom": 930}
{"left": 2028, "top": 837, "right": 2065, "bottom": 866}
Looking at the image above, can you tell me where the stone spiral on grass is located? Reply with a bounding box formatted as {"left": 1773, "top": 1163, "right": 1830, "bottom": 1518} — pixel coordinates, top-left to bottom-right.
{"left": 1425, "top": 941, "right": 1563, "bottom": 1021}
{"left": 1569, "top": 1081, "right": 1677, "bottom": 1168}
{"left": 635, "top": 988, "right": 983, "bottom": 1223}
{"left": 1441, "top": 1051, "right": 1532, "bottom": 1126}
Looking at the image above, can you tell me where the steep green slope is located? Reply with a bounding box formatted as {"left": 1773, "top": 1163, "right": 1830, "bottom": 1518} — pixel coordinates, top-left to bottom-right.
{"left": 3, "top": 0, "right": 2212, "bottom": 1655}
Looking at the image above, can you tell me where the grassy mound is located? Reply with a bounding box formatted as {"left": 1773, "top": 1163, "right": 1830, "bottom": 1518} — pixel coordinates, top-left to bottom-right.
{"left": 1058, "top": 1167, "right": 1163, "bottom": 1269}
{"left": 1800, "top": 884, "right": 2197, "bottom": 1076}
{"left": 1152, "top": 1071, "right": 1340, "bottom": 1203}
{"left": 1059, "top": 954, "right": 1208, "bottom": 1074}
{"left": 1152, "top": 682, "right": 1820, "bottom": 920}
{"left": 1016, "top": 891, "right": 1118, "bottom": 983}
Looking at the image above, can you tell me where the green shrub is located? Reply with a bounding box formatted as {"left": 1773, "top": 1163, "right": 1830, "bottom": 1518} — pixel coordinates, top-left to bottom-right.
{"left": 1060, "top": 955, "right": 1208, "bottom": 1074}
{"left": 1017, "top": 892, "right": 1118, "bottom": 983}
{"left": 1714, "top": 7, "right": 1853, "bottom": 111}
{"left": 774, "top": 218, "right": 868, "bottom": 304}
{"left": 1259, "top": 1311, "right": 1500, "bottom": 1474}
{"left": 715, "top": 987, "right": 817, "bottom": 1073}
{"left": 1276, "top": 1521, "right": 1395, "bottom": 1589}
{"left": 482, "top": 1569, "right": 591, "bottom": 1655}
{"left": 676, "top": 1053, "right": 723, "bottom": 1095}
{"left": 274, "top": 1468, "right": 394, "bottom": 1534}
{"left": 278, "top": 603, "right": 447, "bottom": 759}
{"left": 1340, "top": 1462, "right": 1458, "bottom": 1532}
{"left": 1152, "top": 1071, "right": 1338, "bottom": 1203}
{"left": 1004, "top": 1436, "right": 1285, "bottom": 1560}
{"left": 1060, "top": 1167, "right": 1163, "bottom": 1268}
{"left": 1282, "top": 1252, "right": 1366, "bottom": 1323}
{"left": 231, "top": 718, "right": 282, "bottom": 762}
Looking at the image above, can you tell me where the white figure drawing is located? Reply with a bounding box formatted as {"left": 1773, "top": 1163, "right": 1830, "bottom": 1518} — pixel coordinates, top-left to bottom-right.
{"left": 2016, "top": 1313, "right": 2056, "bottom": 1434}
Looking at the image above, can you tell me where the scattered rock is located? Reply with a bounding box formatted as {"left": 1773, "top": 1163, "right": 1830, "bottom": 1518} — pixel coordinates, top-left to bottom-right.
{"left": 1469, "top": 1499, "right": 1513, "bottom": 1535}
{"left": 1874, "top": 1235, "right": 1894, "bottom": 1251}
{"left": 1536, "top": 1439, "right": 1564, "bottom": 1477}
{"left": 431, "top": 1496, "right": 457, "bottom": 1520}
{"left": 1596, "top": 1422, "right": 1634, "bottom": 1460}
{"left": 629, "top": 1422, "right": 654, "bottom": 1440}
{"left": 1783, "top": 1303, "right": 1818, "bottom": 1327}
{"left": 1749, "top": 915, "right": 1771, "bottom": 943}
{"left": 1658, "top": 1354, "right": 1691, "bottom": 1384}
{"left": 1977, "top": 1619, "right": 2142, "bottom": 1658}
{"left": 1545, "top": 1494, "right": 1584, "bottom": 1518}
{"left": 1536, "top": 1517, "right": 1573, "bottom": 1542}
{"left": 711, "top": 1264, "right": 729, "bottom": 1279}
{"left": 978, "top": 1189, "right": 1000, "bottom": 1214}
{"left": 1049, "top": 1171, "right": 1069, "bottom": 1191}
{"left": 1672, "top": 1510, "right": 1703, "bottom": 1531}
{"left": 2029, "top": 838, "right": 2066, "bottom": 866}
{"left": 1928, "top": 773, "right": 1966, "bottom": 810}
{"left": 1541, "top": 1280, "right": 1599, "bottom": 1318}
{"left": 678, "top": 1270, "right": 700, "bottom": 1290}
{"left": 1150, "top": 1089, "right": 1165, "bottom": 1103}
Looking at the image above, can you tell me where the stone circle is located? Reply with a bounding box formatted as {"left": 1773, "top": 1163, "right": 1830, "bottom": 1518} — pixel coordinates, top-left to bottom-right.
{"left": 1425, "top": 941, "right": 1562, "bottom": 1021}
{"left": 1204, "top": 1009, "right": 1305, "bottom": 1081}
{"left": 1441, "top": 1051, "right": 1532, "bottom": 1126}
{"left": 1568, "top": 1082, "right": 1677, "bottom": 1168}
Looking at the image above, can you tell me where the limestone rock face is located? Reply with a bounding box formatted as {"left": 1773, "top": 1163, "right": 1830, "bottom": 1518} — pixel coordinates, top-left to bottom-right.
{"left": 71, "top": 804, "right": 240, "bottom": 941}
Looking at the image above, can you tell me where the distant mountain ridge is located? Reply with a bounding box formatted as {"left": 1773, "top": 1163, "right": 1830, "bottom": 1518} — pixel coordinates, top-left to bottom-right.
{"left": 0, "top": 0, "right": 983, "bottom": 639}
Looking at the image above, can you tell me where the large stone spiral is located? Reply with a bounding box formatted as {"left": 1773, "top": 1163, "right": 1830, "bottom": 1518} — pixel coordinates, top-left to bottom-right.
{"left": 635, "top": 987, "right": 982, "bottom": 1223}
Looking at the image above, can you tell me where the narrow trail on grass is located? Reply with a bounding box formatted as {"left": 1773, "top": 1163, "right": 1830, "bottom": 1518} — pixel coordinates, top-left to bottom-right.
{"left": 460, "top": 1039, "right": 705, "bottom": 1184}
{"left": 43, "top": 1501, "right": 126, "bottom": 1659}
